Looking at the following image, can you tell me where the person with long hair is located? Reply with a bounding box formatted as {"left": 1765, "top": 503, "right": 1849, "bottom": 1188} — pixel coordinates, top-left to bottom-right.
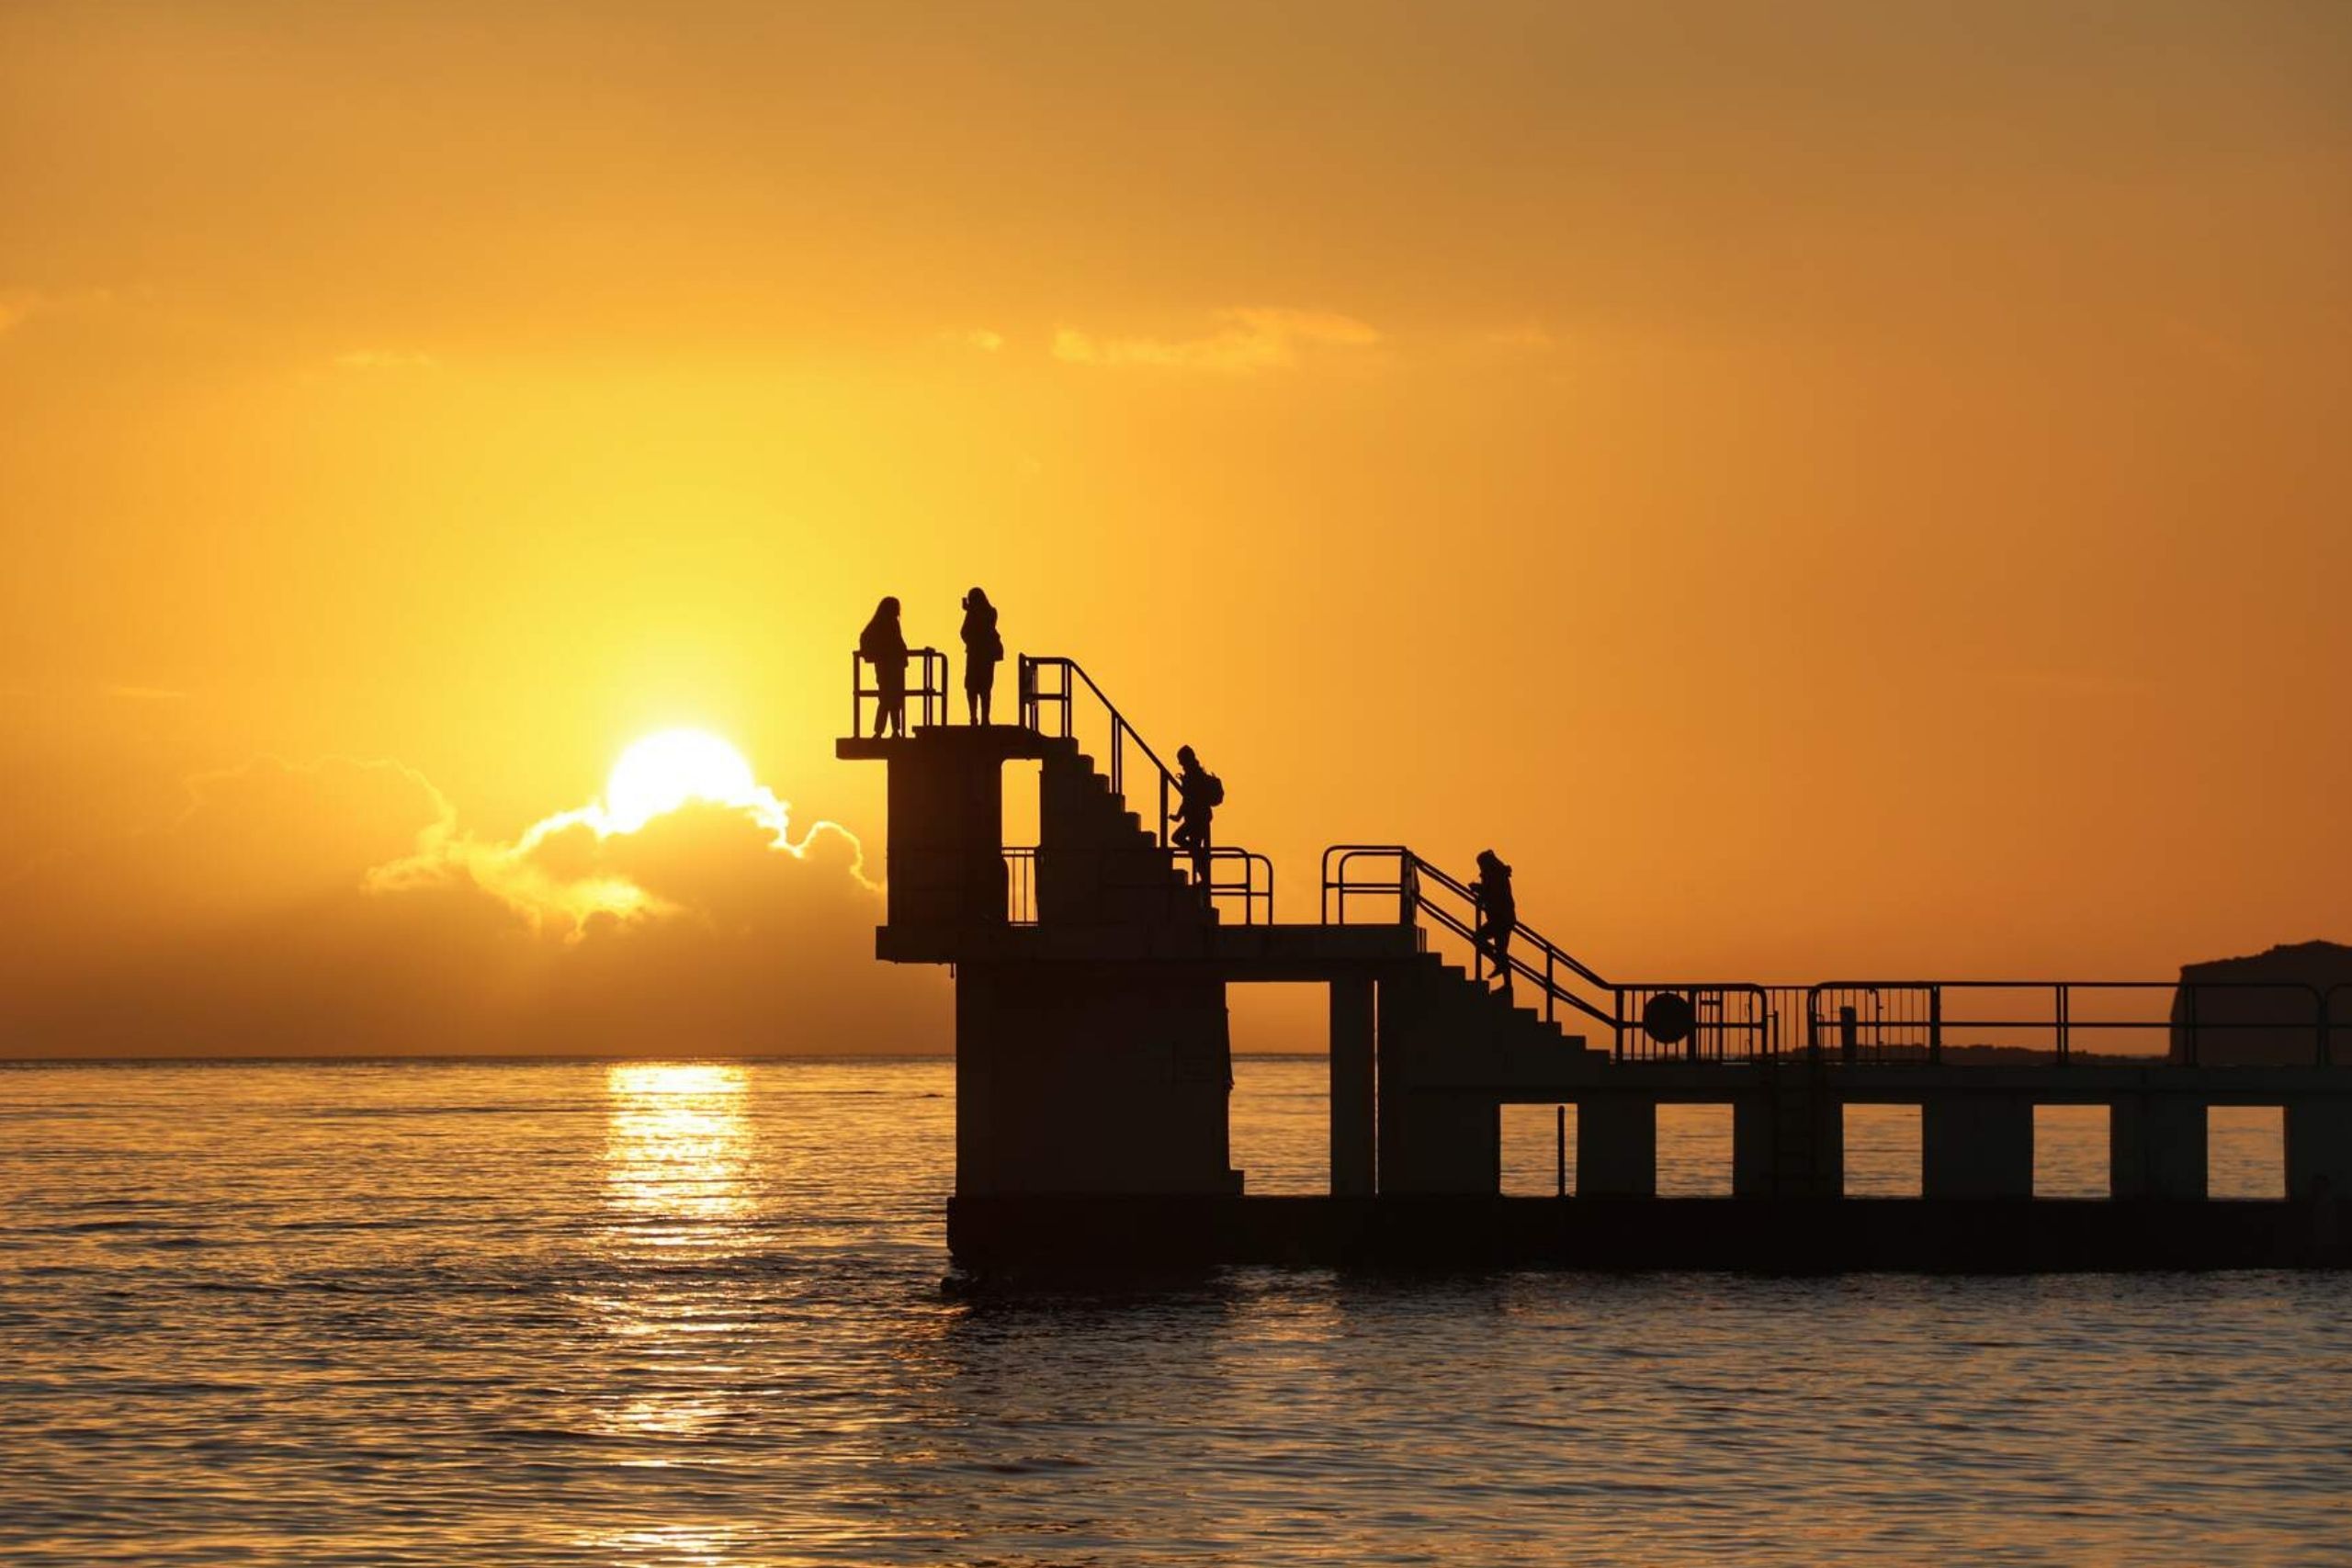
{"left": 960, "top": 587, "right": 1002, "bottom": 726}
{"left": 1472, "top": 848, "right": 1517, "bottom": 993}
{"left": 858, "top": 595, "right": 910, "bottom": 738}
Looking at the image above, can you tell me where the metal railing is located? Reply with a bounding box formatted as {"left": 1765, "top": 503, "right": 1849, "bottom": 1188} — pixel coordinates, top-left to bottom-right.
{"left": 1611, "top": 983, "right": 1782, "bottom": 1064}
{"left": 1018, "top": 656, "right": 1178, "bottom": 846}
{"left": 1005, "top": 847, "right": 1037, "bottom": 925}
{"left": 849, "top": 646, "right": 948, "bottom": 737}
{"left": 1004, "top": 843, "right": 1274, "bottom": 927}
{"left": 1802, "top": 980, "right": 2341, "bottom": 1067}
{"left": 1321, "top": 846, "right": 1617, "bottom": 1033}
{"left": 1196, "top": 846, "right": 1276, "bottom": 927}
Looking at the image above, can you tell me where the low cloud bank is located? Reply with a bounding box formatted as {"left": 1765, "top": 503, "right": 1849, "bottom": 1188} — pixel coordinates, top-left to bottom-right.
{"left": 0, "top": 757, "right": 944, "bottom": 1058}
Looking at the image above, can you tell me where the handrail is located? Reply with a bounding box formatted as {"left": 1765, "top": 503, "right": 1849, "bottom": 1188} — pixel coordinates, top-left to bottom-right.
{"left": 1196, "top": 846, "right": 1276, "bottom": 927}
{"left": 1020, "top": 654, "right": 1182, "bottom": 847}
{"left": 1003, "top": 843, "right": 1273, "bottom": 926}
{"left": 1804, "top": 978, "right": 2337, "bottom": 1067}
{"left": 1320, "top": 845, "right": 1615, "bottom": 1032}
{"left": 848, "top": 646, "right": 949, "bottom": 737}
{"left": 1325, "top": 849, "right": 2352, "bottom": 1069}
{"left": 1612, "top": 983, "right": 1778, "bottom": 1064}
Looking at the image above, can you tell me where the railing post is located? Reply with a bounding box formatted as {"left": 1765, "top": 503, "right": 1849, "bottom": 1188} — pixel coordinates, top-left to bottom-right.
{"left": 1158, "top": 772, "right": 1170, "bottom": 849}
{"left": 1545, "top": 949, "right": 1555, "bottom": 1024}
{"left": 1839, "top": 1004, "right": 1859, "bottom": 1066}
{"left": 1928, "top": 987, "right": 1943, "bottom": 1066}
{"left": 1555, "top": 1104, "right": 1567, "bottom": 1198}
{"left": 2055, "top": 984, "right": 2070, "bottom": 1065}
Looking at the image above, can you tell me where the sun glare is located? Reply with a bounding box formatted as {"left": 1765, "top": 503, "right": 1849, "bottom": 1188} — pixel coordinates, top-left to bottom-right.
{"left": 605, "top": 728, "right": 760, "bottom": 832}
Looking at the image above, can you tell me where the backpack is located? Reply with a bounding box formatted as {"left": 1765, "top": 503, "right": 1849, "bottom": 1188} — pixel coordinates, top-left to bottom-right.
{"left": 1198, "top": 771, "right": 1225, "bottom": 808}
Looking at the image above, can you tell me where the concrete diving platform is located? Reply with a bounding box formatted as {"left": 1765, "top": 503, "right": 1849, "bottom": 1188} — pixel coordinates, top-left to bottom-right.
{"left": 836, "top": 649, "right": 2352, "bottom": 1275}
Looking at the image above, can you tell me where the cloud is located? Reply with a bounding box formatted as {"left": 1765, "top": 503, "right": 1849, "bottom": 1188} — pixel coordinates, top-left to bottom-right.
{"left": 0, "top": 756, "right": 942, "bottom": 1058}
{"left": 368, "top": 772, "right": 872, "bottom": 931}
{"left": 1051, "top": 308, "right": 1379, "bottom": 374}
{"left": 334, "top": 348, "right": 440, "bottom": 371}
{"left": 945, "top": 327, "right": 1005, "bottom": 353}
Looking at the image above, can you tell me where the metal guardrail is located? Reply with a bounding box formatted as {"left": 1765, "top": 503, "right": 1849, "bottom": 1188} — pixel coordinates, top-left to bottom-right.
{"left": 1321, "top": 845, "right": 1616, "bottom": 1033}
{"left": 1802, "top": 980, "right": 2339, "bottom": 1067}
{"left": 1003, "top": 844, "right": 1274, "bottom": 927}
{"left": 1019, "top": 656, "right": 1177, "bottom": 847}
{"left": 849, "top": 646, "right": 948, "bottom": 737}
{"left": 1005, "top": 846, "right": 1037, "bottom": 925}
{"left": 1320, "top": 846, "right": 2351, "bottom": 1068}
{"left": 1196, "top": 846, "right": 1275, "bottom": 926}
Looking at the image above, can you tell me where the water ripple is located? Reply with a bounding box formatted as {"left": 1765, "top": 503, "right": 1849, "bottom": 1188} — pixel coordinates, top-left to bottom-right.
{"left": 1, "top": 1058, "right": 2347, "bottom": 1565}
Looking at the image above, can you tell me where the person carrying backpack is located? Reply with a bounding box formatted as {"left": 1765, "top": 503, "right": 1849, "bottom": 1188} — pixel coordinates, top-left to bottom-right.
{"left": 1170, "top": 744, "right": 1223, "bottom": 899}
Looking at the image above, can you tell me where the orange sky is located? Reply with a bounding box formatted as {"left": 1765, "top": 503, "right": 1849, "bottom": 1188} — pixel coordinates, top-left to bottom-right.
{"left": 4, "top": 2, "right": 2350, "bottom": 1056}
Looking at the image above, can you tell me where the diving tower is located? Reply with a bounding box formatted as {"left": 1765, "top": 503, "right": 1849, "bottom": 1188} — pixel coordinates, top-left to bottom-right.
{"left": 838, "top": 649, "right": 2352, "bottom": 1272}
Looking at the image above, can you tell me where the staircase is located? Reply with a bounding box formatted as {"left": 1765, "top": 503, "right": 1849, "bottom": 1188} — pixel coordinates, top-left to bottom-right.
{"left": 1409, "top": 952, "right": 1596, "bottom": 1062}
{"left": 1375, "top": 949, "right": 1597, "bottom": 1102}
{"left": 1035, "top": 733, "right": 1216, "bottom": 927}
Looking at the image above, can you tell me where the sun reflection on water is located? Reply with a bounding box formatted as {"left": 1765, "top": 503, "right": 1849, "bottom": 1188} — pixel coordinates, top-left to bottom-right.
{"left": 594, "top": 1062, "right": 762, "bottom": 1476}
{"left": 603, "top": 1062, "right": 754, "bottom": 1237}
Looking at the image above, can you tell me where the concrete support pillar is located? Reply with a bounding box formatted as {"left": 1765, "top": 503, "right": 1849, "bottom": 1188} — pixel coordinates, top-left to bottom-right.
{"left": 1749, "top": 1073, "right": 1842, "bottom": 1198}
{"left": 2111, "top": 1094, "right": 2206, "bottom": 1201}
{"left": 1577, "top": 1094, "right": 1657, "bottom": 1198}
{"left": 1374, "top": 971, "right": 1498, "bottom": 1194}
{"left": 954, "top": 961, "right": 1235, "bottom": 1196}
{"left": 887, "top": 737, "right": 1007, "bottom": 926}
{"left": 2285, "top": 1098, "right": 2352, "bottom": 1203}
{"left": 1329, "top": 977, "right": 1375, "bottom": 1197}
{"left": 1922, "top": 1095, "right": 2035, "bottom": 1199}
{"left": 1732, "top": 1094, "right": 1776, "bottom": 1198}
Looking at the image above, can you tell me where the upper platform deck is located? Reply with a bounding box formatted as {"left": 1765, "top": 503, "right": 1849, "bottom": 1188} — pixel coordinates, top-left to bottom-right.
{"left": 876, "top": 918, "right": 1420, "bottom": 977}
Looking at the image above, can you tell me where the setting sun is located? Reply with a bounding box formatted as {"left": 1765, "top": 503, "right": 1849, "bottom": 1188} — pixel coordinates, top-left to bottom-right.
{"left": 604, "top": 729, "right": 759, "bottom": 832}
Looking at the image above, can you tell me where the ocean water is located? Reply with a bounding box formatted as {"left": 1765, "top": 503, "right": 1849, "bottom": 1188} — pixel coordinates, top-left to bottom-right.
{"left": 2, "top": 1057, "right": 2347, "bottom": 1566}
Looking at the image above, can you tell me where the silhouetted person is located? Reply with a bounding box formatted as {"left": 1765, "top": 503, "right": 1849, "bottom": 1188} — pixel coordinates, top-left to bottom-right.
{"left": 1170, "top": 745, "right": 1222, "bottom": 898}
{"left": 859, "top": 595, "right": 910, "bottom": 738}
{"left": 960, "top": 587, "right": 1002, "bottom": 726}
{"left": 1472, "top": 848, "right": 1516, "bottom": 993}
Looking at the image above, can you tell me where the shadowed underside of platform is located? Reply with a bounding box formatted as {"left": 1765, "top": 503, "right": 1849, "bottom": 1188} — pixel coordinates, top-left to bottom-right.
{"left": 948, "top": 1194, "right": 2352, "bottom": 1274}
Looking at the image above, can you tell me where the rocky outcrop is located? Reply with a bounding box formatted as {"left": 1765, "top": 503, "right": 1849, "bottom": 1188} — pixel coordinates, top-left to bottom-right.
{"left": 2170, "top": 941, "right": 2352, "bottom": 1066}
